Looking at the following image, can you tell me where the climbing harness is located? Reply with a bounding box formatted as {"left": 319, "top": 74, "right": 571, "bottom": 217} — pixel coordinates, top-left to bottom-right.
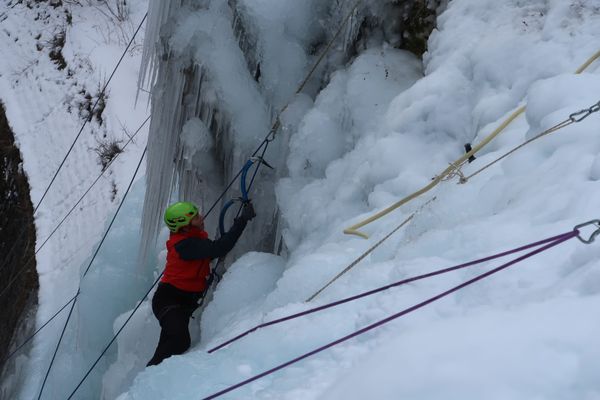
{"left": 218, "top": 157, "right": 273, "bottom": 235}
{"left": 344, "top": 49, "right": 600, "bottom": 239}
{"left": 459, "top": 99, "right": 600, "bottom": 183}
{"left": 201, "top": 221, "right": 595, "bottom": 399}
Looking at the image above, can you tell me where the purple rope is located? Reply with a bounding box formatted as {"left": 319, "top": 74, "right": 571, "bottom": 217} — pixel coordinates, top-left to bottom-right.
{"left": 208, "top": 230, "right": 576, "bottom": 353}
{"left": 201, "top": 230, "right": 577, "bottom": 400}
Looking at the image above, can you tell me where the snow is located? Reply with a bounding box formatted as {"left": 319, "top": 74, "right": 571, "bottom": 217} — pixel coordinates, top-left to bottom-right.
{"left": 322, "top": 296, "right": 600, "bottom": 400}
{"left": 287, "top": 47, "right": 422, "bottom": 181}
{"left": 235, "top": 0, "right": 328, "bottom": 107}
{"left": 2, "top": 0, "right": 600, "bottom": 399}
{"left": 0, "top": 1, "right": 149, "bottom": 399}
{"left": 202, "top": 252, "right": 285, "bottom": 340}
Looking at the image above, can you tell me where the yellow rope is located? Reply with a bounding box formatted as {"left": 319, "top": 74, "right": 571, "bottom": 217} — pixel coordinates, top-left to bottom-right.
{"left": 344, "top": 106, "right": 525, "bottom": 238}
{"left": 271, "top": 0, "right": 362, "bottom": 132}
{"left": 344, "top": 48, "right": 600, "bottom": 239}
{"left": 309, "top": 214, "right": 414, "bottom": 300}
{"left": 575, "top": 49, "right": 600, "bottom": 74}
{"left": 308, "top": 196, "right": 436, "bottom": 301}
{"left": 460, "top": 118, "right": 574, "bottom": 183}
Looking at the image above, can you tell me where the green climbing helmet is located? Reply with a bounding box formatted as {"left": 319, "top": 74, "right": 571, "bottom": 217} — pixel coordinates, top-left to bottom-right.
{"left": 164, "top": 201, "right": 199, "bottom": 232}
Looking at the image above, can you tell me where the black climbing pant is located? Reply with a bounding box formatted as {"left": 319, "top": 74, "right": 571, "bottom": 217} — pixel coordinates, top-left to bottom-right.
{"left": 147, "top": 282, "right": 202, "bottom": 366}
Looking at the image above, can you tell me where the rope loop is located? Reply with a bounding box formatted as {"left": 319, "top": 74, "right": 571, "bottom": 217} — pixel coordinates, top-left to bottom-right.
{"left": 441, "top": 161, "right": 467, "bottom": 182}
{"left": 266, "top": 118, "right": 280, "bottom": 143}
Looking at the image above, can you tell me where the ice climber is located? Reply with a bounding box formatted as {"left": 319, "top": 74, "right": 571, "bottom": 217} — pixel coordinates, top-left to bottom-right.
{"left": 147, "top": 200, "right": 256, "bottom": 366}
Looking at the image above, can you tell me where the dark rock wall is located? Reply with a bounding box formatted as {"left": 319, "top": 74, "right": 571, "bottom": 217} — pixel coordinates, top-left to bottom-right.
{"left": 0, "top": 102, "right": 38, "bottom": 370}
{"left": 351, "top": 0, "right": 444, "bottom": 58}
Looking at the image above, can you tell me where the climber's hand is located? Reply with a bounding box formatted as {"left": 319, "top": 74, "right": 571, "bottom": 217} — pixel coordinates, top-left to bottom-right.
{"left": 241, "top": 201, "right": 256, "bottom": 222}
{"left": 241, "top": 200, "right": 256, "bottom": 222}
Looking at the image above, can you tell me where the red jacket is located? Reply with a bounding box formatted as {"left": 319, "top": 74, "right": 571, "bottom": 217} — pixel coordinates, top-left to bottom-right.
{"left": 160, "top": 219, "right": 247, "bottom": 293}
{"left": 161, "top": 227, "right": 211, "bottom": 292}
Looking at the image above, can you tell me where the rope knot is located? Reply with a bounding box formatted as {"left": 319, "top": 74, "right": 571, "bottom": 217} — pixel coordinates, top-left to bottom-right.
{"left": 442, "top": 161, "right": 467, "bottom": 183}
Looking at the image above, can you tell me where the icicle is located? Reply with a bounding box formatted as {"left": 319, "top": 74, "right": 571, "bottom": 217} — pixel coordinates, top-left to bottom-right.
{"left": 137, "top": 56, "right": 188, "bottom": 271}
{"left": 138, "top": 0, "right": 183, "bottom": 96}
{"left": 228, "top": 0, "right": 261, "bottom": 84}
{"left": 138, "top": 0, "right": 368, "bottom": 270}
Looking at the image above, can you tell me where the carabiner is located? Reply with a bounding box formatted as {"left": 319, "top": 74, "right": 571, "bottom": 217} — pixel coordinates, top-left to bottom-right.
{"left": 569, "top": 101, "right": 600, "bottom": 123}
{"left": 573, "top": 219, "right": 600, "bottom": 244}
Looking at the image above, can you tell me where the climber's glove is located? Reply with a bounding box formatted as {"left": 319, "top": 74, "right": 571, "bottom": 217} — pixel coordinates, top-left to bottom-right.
{"left": 241, "top": 201, "right": 256, "bottom": 222}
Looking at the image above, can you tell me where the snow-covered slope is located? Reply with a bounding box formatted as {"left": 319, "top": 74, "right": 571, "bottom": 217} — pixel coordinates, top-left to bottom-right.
{"left": 0, "top": 1, "right": 149, "bottom": 399}
{"left": 114, "top": 0, "right": 600, "bottom": 399}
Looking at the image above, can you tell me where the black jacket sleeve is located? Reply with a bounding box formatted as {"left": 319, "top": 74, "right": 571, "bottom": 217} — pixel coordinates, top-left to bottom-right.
{"left": 174, "top": 218, "right": 247, "bottom": 260}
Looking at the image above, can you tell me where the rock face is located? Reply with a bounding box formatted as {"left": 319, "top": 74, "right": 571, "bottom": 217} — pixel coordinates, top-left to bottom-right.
{"left": 0, "top": 102, "right": 38, "bottom": 371}
{"left": 358, "top": 0, "right": 443, "bottom": 57}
